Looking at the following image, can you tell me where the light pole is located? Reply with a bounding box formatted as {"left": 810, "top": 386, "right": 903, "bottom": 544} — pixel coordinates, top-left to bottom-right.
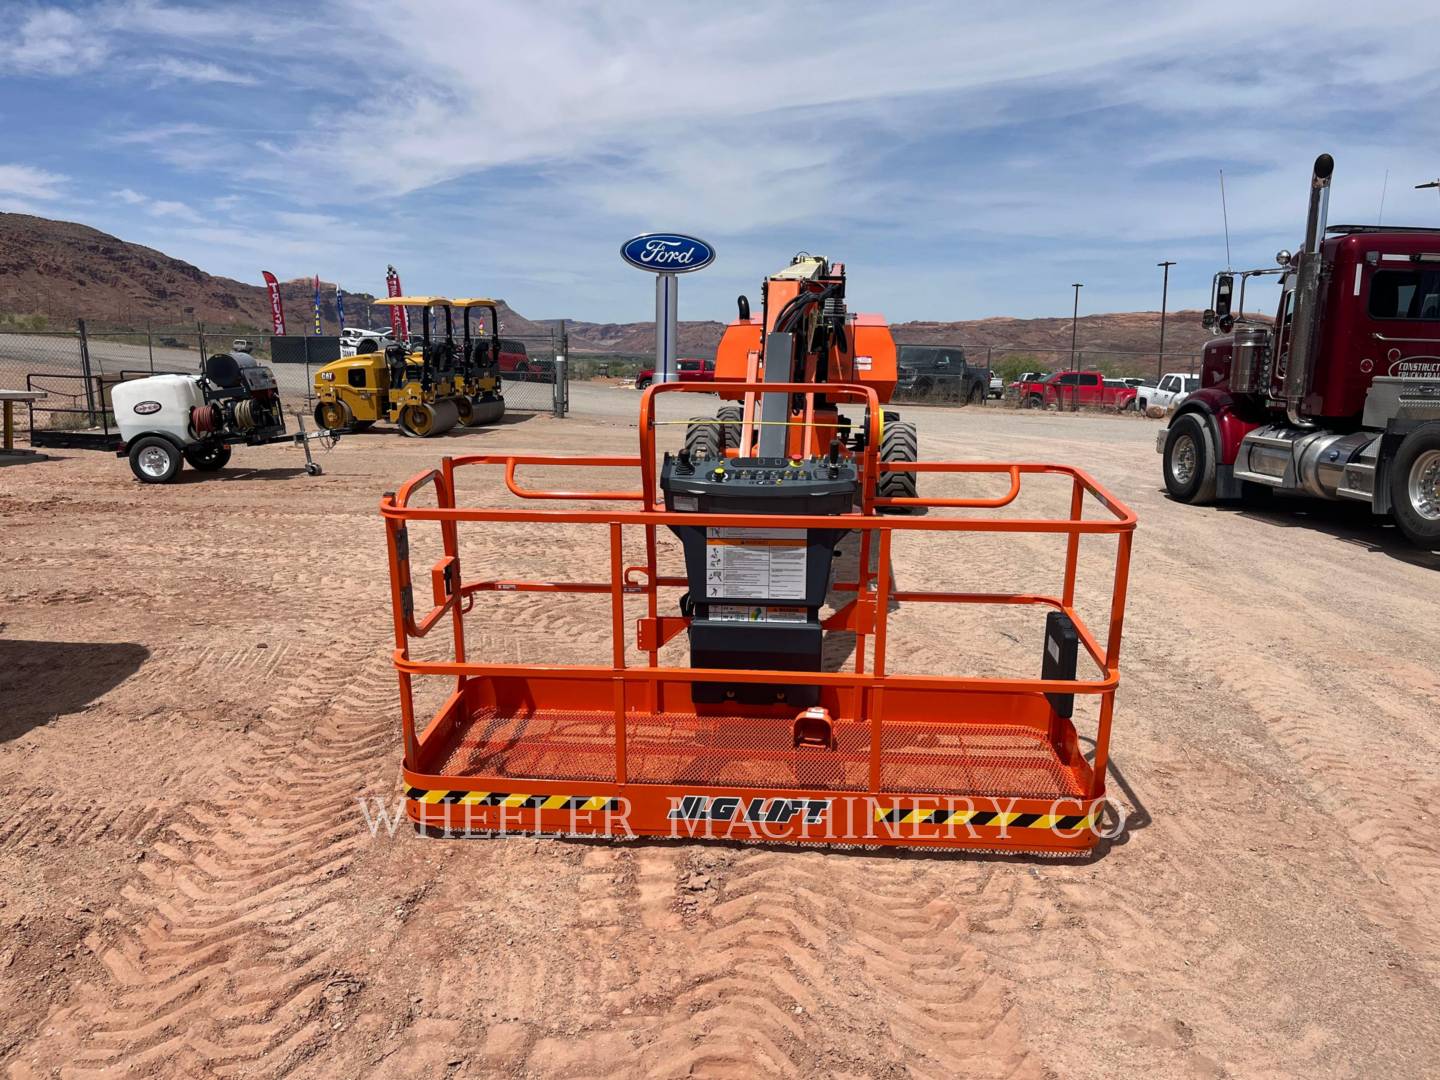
{"left": 1070, "top": 283, "right": 1083, "bottom": 368}
{"left": 1156, "top": 260, "right": 1175, "bottom": 383}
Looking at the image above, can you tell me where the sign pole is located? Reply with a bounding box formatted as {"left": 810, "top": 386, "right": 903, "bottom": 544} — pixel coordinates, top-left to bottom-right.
{"left": 656, "top": 272, "right": 679, "bottom": 383}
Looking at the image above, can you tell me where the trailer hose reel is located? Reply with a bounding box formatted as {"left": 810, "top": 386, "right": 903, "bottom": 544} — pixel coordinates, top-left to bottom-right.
{"left": 232, "top": 398, "right": 258, "bottom": 432}
{"left": 191, "top": 403, "right": 222, "bottom": 435}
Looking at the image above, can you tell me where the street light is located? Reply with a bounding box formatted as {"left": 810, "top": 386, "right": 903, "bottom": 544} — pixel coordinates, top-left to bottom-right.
{"left": 1157, "top": 260, "right": 1176, "bottom": 383}
{"left": 1070, "top": 283, "right": 1083, "bottom": 368}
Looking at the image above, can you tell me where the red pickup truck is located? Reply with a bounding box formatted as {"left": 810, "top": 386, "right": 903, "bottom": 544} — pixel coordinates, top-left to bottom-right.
{"left": 635, "top": 357, "right": 715, "bottom": 390}
{"left": 1016, "top": 370, "right": 1138, "bottom": 411}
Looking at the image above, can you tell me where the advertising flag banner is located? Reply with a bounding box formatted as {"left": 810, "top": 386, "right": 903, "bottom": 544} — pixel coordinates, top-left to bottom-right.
{"left": 261, "top": 271, "right": 286, "bottom": 335}
{"left": 313, "top": 275, "right": 323, "bottom": 335}
{"left": 386, "top": 264, "right": 409, "bottom": 341}
{"left": 336, "top": 287, "right": 346, "bottom": 331}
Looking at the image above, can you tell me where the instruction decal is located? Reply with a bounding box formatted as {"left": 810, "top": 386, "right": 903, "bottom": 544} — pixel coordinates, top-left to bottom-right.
{"left": 705, "top": 527, "right": 807, "bottom": 600}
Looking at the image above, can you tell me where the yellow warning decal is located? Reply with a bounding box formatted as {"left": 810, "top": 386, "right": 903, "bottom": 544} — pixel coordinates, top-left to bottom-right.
{"left": 405, "top": 788, "right": 619, "bottom": 811}
{"left": 873, "top": 806, "right": 1097, "bottom": 830}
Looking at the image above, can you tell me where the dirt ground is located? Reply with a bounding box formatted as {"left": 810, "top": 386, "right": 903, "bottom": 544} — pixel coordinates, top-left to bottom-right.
{"left": 2, "top": 392, "right": 1438, "bottom": 1079}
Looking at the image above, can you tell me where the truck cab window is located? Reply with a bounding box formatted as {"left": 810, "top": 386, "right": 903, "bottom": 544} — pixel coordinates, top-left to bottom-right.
{"left": 1369, "top": 269, "right": 1440, "bottom": 320}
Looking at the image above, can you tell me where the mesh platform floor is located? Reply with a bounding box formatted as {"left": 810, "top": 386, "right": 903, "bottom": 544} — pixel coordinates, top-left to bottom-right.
{"left": 429, "top": 706, "right": 1088, "bottom": 798}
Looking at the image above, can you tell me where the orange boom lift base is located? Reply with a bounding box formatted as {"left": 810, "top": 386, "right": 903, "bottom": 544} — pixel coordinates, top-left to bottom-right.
{"left": 383, "top": 382, "right": 1135, "bottom": 853}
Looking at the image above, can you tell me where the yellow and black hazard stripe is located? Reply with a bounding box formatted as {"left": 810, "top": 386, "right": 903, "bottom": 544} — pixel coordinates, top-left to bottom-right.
{"left": 405, "top": 788, "right": 619, "bottom": 811}
{"left": 874, "top": 806, "right": 1096, "bottom": 830}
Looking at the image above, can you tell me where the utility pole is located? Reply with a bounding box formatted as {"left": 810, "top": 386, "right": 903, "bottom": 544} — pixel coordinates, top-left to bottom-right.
{"left": 1156, "top": 260, "right": 1176, "bottom": 383}
{"left": 1070, "top": 283, "right": 1083, "bottom": 368}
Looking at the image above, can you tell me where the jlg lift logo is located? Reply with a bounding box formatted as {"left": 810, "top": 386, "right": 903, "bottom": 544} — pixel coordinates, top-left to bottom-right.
{"left": 668, "top": 795, "right": 831, "bottom": 825}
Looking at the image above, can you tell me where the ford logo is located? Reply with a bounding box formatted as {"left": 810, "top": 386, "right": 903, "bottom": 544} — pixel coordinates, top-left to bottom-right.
{"left": 133, "top": 400, "right": 162, "bottom": 415}
{"left": 620, "top": 233, "right": 715, "bottom": 274}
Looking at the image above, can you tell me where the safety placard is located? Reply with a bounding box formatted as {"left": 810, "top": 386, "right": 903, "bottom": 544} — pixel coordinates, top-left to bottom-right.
{"left": 708, "top": 604, "right": 809, "bottom": 623}
{"left": 705, "top": 527, "right": 807, "bottom": 600}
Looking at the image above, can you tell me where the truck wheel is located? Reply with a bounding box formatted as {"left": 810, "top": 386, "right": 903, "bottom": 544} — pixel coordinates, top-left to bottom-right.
{"left": 1390, "top": 423, "right": 1440, "bottom": 549}
{"left": 635, "top": 376, "right": 652, "bottom": 390}
{"left": 315, "top": 400, "right": 354, "bottom": 432}
{"left": 1025, "top": 394, "right": 1044, "bottom": 409}
{"left": 683, "top": 416, "right": 721, "bottom": 460}
{"left": 183, "top": 444, "right": 231, "bottom": 471}
{"left": 716, "top": 405, "right": 743, "bottom": 451}
{"left": 877, "top": 420, "right": 919, "bottom": 510}
{"left": 1163, "top": 413, "right": 1218, "bottom": 504}
{"left": 967, "top": 383, "right": 984, "bottom": 405}
{"left": 129, "top": 436, "right": 182, "bottom": 484}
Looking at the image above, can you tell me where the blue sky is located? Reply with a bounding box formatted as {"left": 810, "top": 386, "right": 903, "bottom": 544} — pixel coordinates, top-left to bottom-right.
{"left": 2, "top": 0, "right": 1439, "bottom": 325}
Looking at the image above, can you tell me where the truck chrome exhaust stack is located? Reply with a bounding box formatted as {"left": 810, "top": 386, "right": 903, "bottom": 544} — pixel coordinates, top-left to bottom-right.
{"left": 1282, "top": 153, "right": 1334, "bottom": 426}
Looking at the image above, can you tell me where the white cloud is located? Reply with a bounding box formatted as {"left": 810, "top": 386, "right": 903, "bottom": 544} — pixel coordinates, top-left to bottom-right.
{"left": 147, "top": 199, "right": 202, "bottom": 222}
{"left": 0, "top": 8, "right": 107, "bottom": 75}
{"left": 112, "top": 187, "right": 148, "bottom": 205}
{"left": 141, "top": 58, "right": 260, "bottom": 86}
{"left": 0, "top": 164, "right": 67, "bottom": 200}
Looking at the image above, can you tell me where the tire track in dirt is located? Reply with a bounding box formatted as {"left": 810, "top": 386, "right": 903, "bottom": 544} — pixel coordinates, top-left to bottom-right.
{"left": 584, "top": 847, "right": 1040, "bottom": 1079}
{"left": 8, "top": 646, "right": 396, "bottom": 1077}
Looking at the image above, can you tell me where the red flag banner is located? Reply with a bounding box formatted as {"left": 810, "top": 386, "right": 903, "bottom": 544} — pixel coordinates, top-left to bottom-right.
{"left": 386, "top": 264, "right": 409, "bottom": 341}
{"left": 262, "top": 271, "right": 286, "bottom": 335}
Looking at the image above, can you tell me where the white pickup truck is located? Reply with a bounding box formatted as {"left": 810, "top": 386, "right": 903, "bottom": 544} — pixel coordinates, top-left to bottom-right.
{"left": 1136, "top": 372, "right": 1199, "bottom": 414}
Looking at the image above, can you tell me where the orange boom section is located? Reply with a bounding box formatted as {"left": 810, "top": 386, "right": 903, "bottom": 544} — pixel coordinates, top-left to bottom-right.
{"left": 381, "top": 381, "right": 1135, "bottom": 853}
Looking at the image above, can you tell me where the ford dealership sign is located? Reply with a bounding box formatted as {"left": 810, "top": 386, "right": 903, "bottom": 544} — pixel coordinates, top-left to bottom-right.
{"left": 621, "top": 233, "right": 715, "bottom": 274}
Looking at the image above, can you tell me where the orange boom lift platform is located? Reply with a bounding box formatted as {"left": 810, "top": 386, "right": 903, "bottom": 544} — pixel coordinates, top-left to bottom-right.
{"left": 383, "top": 261, "right": 1136, "bottom": 854}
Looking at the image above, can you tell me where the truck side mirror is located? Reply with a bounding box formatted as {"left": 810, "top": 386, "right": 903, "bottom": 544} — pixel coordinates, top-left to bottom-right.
{"left": 1202, "top": 309, "right": 1215, "bottom": 330}
{"left": 1215, "top": 274, "right": 1234, "bottom": 319}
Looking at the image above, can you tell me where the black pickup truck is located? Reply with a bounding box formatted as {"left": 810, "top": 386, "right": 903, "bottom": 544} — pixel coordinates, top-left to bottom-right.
{"left": 894, "top": 344, "right": 990, "bottom": 403}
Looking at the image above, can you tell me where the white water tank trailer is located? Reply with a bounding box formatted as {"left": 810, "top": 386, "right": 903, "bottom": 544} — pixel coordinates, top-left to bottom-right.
{"left": 107, "top": 352, "right": 335, "bottom": 483}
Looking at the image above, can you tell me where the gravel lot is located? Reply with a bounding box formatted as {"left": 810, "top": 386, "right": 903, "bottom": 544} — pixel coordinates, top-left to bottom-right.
{"left": 2, "top": 391, "right": 1437, "bottom": 1078}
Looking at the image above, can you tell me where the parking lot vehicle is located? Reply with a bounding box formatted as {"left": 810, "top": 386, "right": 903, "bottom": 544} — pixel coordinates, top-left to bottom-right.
{"left": 1017, "top": 370, "right": 1138, "bottom": 410}
{"left": 312, "top": 296, "right": 467, "bottom": 437}
{"left": 1137, "top": 372, "right": 1199, "bottom": 413}
{"left": 989, "top": 373, "right": 1005, "bottom": 398}
{"left": 339, "top": 326, "right": 396, "bottom": 357}
{"left": 1160, "top": 153, "right": 1440, "bottom": 548}
{"left": 1007, "top": 370, "right": 1049, "bottom": 396}
{"left": 383, "top": 253, "right": 1137, "bottom": 853}
{"left": 635, "top": 357, "right": 715, "bottom": 389}
{"left": 894, "top": 344, "right": 988, "bottom": 403}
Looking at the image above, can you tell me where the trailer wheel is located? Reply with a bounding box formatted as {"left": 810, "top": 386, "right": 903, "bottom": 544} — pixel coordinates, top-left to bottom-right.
{"left": 315, "top": 399, "right": 354, "bottom": 432}
{"left": 183, "top": 444, "right": 231, "bottom": 471}
{"left": 1390, "top": 423, "right": 1440, "bottom": 549}
{"left": 716, "top": 405, "right": 743, "bottom": 451}
{"left": 1163, "top": 413, "right": 1218, "bottom": 504}
{"left": 128, "top": 436, "right": 182, "bottom": 484}
{"left": 683, "top": 416, "right": 721, "bottom": 460}
{"left": 878, "top": 420, "right": 919, "bottom": 510}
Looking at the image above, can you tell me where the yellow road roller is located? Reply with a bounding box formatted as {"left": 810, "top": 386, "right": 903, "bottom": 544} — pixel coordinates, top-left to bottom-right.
{"left": 312, "top": 296, "right": 464, "bottom": 437}
{"left": 451, "top": 297, "right": 506, "bottom": 427}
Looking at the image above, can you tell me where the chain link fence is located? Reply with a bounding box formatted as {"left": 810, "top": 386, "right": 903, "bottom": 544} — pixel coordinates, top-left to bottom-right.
{"left": 0, "top": 320, "right": 570, "bottom": 438}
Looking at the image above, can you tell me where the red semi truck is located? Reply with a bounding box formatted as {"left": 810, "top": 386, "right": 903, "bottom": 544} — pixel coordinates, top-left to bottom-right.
{"left": 1017, "top": 370, "right": 1138, "bottom": 411}
{"left": 1158, "top": 153, "right": 1440, "bottom": 548}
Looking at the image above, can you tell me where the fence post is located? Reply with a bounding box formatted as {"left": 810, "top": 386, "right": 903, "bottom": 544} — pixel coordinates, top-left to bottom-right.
{"left": 197, "top": 321, "right": 206, "bottom": 369}
{"left": 552, "top": 323, "right": 568, "bottom": 418}
{"left": 77, "top": 318, "right": 98, "bottom": 421}
{"left": 146, "top": 318, "right": 155, "bottom": 373}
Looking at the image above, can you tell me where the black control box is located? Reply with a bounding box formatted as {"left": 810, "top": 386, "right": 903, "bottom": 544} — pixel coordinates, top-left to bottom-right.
{"left": 660, "top": 452, "right": 858, "bottom": 707}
